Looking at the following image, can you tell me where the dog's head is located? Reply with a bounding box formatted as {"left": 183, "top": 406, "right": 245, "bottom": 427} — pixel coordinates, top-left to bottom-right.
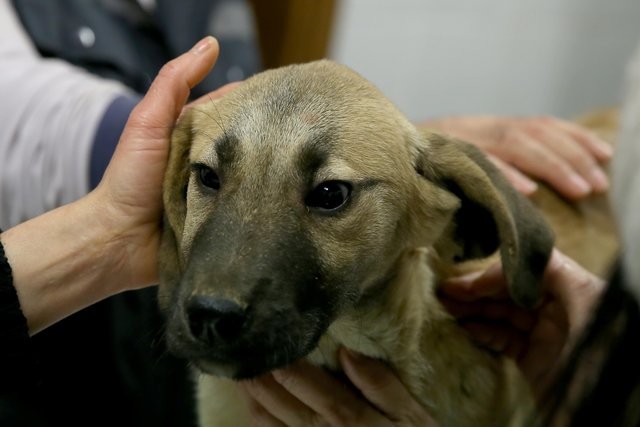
{"left": 158, "top": 60, "right": 553, "bottom": 379}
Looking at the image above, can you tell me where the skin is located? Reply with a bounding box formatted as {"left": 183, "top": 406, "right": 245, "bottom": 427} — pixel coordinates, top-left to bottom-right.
{"left": 0, "top": 36, "right": 222, "bottom": 334}
{"left": 423, "top": 115, "right": 612, "bottom": 200}
{"left": 440, "top": 248, "right": 605, "bottom": 399}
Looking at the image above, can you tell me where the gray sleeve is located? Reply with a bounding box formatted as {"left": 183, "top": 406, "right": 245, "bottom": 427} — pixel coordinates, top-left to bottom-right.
{"left": 0, "top": 0, "right": 135, "bottom": 229}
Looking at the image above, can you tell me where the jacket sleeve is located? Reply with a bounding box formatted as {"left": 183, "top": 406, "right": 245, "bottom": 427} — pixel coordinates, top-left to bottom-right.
{"left": 0, "top": 1, "right": 138, "bottom": 229}
{"left": 0, "top": 230, "right": 38, "bottom": 393}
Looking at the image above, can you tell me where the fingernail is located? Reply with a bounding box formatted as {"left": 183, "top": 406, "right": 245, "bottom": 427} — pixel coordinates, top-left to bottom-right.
{"left": 569, "top": 174, "right": 591, "bottom": 196}
{"left": 519, "top": 179, "right": 538, "bottom": 195}
{"left": 445, "top": 270, "right": 484, "bottom": 286}
{"left": 594, "top": 140, "right": 613, "bottom": 158}
{"left": 192, "top": 36, "right": 215, "bottom": 55}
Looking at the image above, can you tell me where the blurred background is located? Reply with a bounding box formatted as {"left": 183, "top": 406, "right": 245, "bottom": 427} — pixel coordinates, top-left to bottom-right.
{"left": 253, "top": 0, "right": 640, "bottom": 121}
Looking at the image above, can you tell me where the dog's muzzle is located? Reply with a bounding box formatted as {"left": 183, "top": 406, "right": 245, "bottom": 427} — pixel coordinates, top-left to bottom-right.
{"left": 186, "top": 296, "right": 246, "bottom": 346}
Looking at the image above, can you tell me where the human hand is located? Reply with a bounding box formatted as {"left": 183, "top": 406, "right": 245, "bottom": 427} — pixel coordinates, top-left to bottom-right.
{"left": 0, "top": 37, "right": 227, "bottom": 334}
{"left": 439, "top": 249, "right": 606, "bottom": 398}
{"left": 240, "top": 348, "right": 439, "bottom": 427}
{"left": 422, "top": 115, "right": 612, "bottom": 200}
{"left": 88, "top": 36, "right": 225, "bottom": 290}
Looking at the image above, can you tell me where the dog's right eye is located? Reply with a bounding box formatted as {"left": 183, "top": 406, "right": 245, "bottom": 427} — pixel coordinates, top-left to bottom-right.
{"left": 305, "top": 180, "right": 351, "bottom": 212}
{"left": 193, "top": 164, "right": 220, "bottom": 190}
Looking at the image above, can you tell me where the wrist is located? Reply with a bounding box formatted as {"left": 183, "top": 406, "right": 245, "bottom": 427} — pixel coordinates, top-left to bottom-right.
{"left": 1, "top": 195, "right": 129, "bottom": 333}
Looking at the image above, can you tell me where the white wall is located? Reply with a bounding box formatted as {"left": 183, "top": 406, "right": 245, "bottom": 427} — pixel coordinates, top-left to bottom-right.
{"left": 329, "top": 0, "right": 640, "bottom": 121}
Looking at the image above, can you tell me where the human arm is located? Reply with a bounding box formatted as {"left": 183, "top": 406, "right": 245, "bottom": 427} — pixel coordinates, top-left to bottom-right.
{"left": 0, "top": 1, "right": 140, "bottom": 229}
{"left": 422, "top": 115, "right": 612, "bottom": 199}
{"left": 0, "top": 36, "right": 220, "bottom": 335}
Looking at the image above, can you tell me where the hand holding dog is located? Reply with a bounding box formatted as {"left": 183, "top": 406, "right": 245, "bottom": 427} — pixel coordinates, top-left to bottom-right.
{"left": 240, "top": 249, "right": 605, "bottom": 425}
{"left": 241, "top": 348, "right": 439, "bottom": 427}
{"left": 422, "top": 115, "right": 612, "bottom": 200}
{"left": 440, "top": 248, "right": 606, "bottom": 398}
{"left": 0, "top": 36, "right": 221, "bottom": 334}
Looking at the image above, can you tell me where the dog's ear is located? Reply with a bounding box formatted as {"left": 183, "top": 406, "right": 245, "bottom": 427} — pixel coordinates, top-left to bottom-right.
{"left": 160, "top": 108, "right": 195, "bottom": 273}
{"left": 415, "top": 131, "right": 554, "bottom": 308}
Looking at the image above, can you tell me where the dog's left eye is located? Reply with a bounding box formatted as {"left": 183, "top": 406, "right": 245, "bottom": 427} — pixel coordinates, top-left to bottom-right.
{"left": 194, "top": 164, "right": 220, "bottom": 190}
{"left": 305, "top": 181, "right": 351, "bottom": 212}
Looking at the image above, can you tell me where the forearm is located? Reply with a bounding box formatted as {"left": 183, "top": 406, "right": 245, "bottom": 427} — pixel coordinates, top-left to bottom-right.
{"left": 0, "top": 195, "right": 125, "bottom": 335}
{"left": 0, "top": 0, "right": 136, "bottom": 228}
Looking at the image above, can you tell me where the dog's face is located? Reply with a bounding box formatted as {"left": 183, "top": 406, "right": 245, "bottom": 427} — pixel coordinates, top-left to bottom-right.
{"left": 158, "top": 60, "right": 553, "bottom": 379}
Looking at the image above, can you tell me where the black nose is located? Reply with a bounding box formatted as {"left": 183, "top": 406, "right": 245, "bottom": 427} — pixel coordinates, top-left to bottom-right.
{"left": 186, "top": 296, "right": 246, "bottom": 345}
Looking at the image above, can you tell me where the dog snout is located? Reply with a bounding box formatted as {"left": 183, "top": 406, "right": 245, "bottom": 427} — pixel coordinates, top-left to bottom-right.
{"left": 186, "top": 296, "right": 246, "bottom": 345}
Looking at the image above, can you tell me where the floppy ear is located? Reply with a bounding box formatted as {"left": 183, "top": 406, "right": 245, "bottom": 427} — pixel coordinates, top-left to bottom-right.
{"left": 415, "top": 130, "right": 554, "bottom": 308}
{"left": 158, "top": 108, "right": 194, "bottom": 297}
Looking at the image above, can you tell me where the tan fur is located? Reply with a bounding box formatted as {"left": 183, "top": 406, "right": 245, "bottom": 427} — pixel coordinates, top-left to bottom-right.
{"left": 158, "top": 60, "right": 617, "bottom": 427}
{"left": 530, "top": 109, "right": 619, "bottom": 278}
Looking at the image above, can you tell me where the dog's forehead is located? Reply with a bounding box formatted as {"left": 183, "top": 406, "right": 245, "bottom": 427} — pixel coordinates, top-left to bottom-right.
{"left": 189, "top": 60, "right": 417, "bottom": 180}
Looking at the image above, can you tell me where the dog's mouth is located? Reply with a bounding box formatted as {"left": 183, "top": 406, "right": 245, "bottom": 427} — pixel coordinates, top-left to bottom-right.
{"left": 165, "top": 304, "right": 332, "bottom": 380}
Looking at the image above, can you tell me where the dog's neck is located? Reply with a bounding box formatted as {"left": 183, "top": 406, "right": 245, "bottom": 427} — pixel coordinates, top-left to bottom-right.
{"left": 307, "top": 247, "right": 523, "bottom": 425}
{"left": 307, "top": 247, "right": 451, "bottom": 402}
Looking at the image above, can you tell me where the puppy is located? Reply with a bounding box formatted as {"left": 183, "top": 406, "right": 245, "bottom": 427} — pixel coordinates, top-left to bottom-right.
{"left": 158, "top": 60, "right": 613, "bottom": 426}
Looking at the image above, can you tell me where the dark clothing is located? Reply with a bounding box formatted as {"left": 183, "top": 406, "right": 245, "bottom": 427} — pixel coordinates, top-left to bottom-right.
{"left": 11, "top": 0, "right": 261, "bottom": 96}
{"left": 13, "top": 0, "right": 262, "bottom": 191}
{"left": 0, "top": 230, "right": 38, "bottom": 393}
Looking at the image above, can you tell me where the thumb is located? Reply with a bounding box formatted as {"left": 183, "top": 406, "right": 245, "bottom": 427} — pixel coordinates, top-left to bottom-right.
{"left": 99, "top": 36, "right": 219, "bottom": 208}
{"left": 340, "top": 348, "right": 438, "bottom": 425}
{"left": 116, "top": 36, "right": 219, "bottom": 156}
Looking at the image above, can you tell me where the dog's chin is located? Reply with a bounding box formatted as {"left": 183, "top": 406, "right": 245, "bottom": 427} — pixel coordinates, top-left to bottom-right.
{"left": 193, "top": 359, "right": 239, "bottom": 379}
{"left": 192, "top": 342, "right": 317, "bottom": 380}
{"left": 166, "top": 307, "right": 334, "bottom": 379}
{"left": 166, "top": 328, "right": 323, "bottom": 379}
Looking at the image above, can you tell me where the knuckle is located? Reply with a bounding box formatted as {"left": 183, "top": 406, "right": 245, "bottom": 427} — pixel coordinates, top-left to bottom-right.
{"left": 272, "top": 369, "right": 298, "bottom": 390}
{"left": 321, "top": 395, "right": 361, "bottom": 427}
{"left": 157, "top": 58, "right": 181, "bottom": 79}
{"left": 532, "top": 115, "right": 556, "bottom": 126}
{"left": 242, "top": 377, "right": 269, "bottom": 402}
{"left": 500, "top": 130, "right": 525, "bottom": 147}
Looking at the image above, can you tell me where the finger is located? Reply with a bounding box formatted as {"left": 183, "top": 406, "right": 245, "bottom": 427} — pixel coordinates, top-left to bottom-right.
{"left": 461, "top": 321, "right": 528, "bottom": 353}
{"left": 517, "top": 302, "right": 567, "bottom": 394}
{"left": 548, "top": 117, "right": 613, "bottom": 161}
{"left": 542, "top": 249, "right": 605, "bottom": 335}
{"left": 487, "top": 154, "right": 538, "bottom": 195}
{"left": 442, "top": 298, "right": 536, "bottom": 331}
{"left": 241, "top": 374, "right": 319, "bottom": 426}
{"left": 441, "top": 262, "right": 510, "bottom": 301}
{"left": 119, "top": 36, "right": 220, "bottom": 148}
{"left": 240, "top": 389, "right": 288, "bottom": 427}
{"left": 99, "top": 36, "right": 219, "bottom": 211}
{"left": 339, "top": 349, "right": 438, "bottom": 426}
{"left": 273, "top": 360, "right": 385, "bottom": 426}
{"left": 497, "top": 132, "right": 592, "bottom": 200}
{"left": 535, "top": 128, "right": 609, "bottom": 193}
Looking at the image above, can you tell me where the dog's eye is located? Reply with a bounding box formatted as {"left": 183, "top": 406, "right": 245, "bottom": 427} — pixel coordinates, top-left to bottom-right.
{"left": 305, "top": 181, "right": 351, "bottom": 212}
{"left": 195, "top": 165, "right": 220, "bottom": 190}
